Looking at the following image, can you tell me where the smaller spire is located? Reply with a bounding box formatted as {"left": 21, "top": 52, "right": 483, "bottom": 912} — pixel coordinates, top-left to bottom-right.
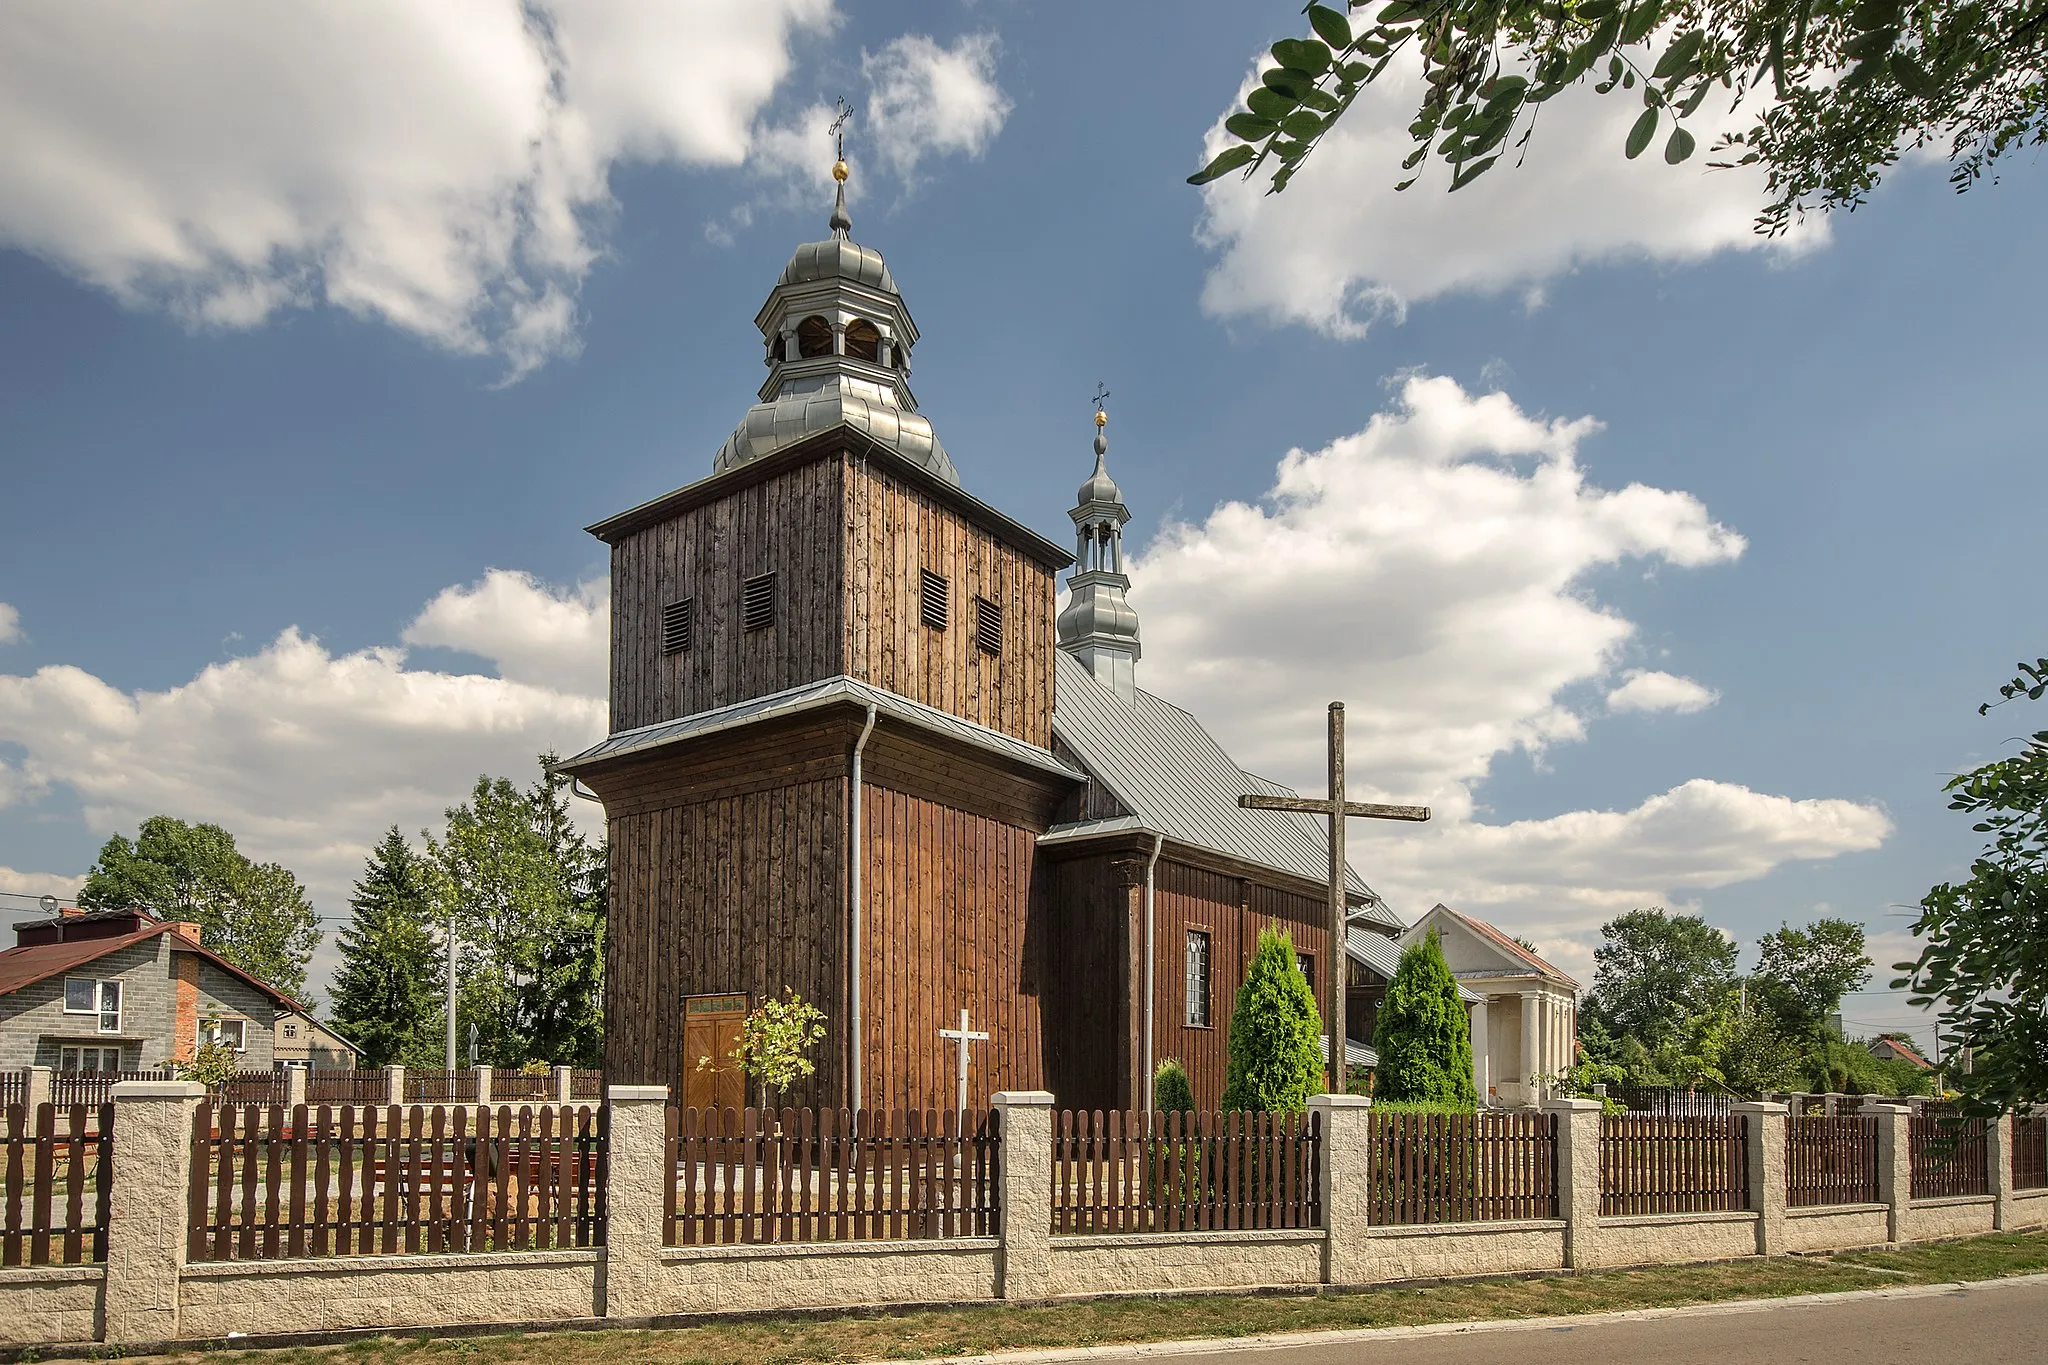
{"left": 1059, "top": 389, "right": 1141, "bottom": 702}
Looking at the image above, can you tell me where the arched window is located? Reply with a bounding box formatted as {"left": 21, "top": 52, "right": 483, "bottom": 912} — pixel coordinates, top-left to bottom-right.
{"left": 796, "top": 315, "right": 834, "bottom": 358}
{"left": 845, "top": 318, "right": 881, "bottom": 362}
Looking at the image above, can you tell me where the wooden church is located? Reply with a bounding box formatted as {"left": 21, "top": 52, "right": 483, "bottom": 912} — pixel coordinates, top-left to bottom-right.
{"left": 560, "top": 163, "right": 1405, "bottom": 1113}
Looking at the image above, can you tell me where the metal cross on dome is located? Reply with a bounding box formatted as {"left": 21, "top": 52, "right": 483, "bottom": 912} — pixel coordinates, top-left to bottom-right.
{"left": 1092, "top": 381, "right": 1111, "bottom": 414}
{"left": 829, "top": 96, "right": 853, "bottom": 159}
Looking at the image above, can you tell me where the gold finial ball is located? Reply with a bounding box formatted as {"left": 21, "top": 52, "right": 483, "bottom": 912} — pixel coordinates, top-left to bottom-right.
{"left": 832, "top": 159, "right": 850, "bottom": 182}
{"left": 1094, "top": 409, "right": 1108, "bottom": 428}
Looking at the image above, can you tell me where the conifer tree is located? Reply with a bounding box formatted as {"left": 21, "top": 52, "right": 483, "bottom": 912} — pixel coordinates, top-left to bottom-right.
{"left": 1220, "top": 927, "right": 1325, "bottom": 1113}
{"left": 1374, "top": 929, "right": 1477, "bottom": 1107}
{"left": 330, "top": 827, "right": 443, "bottom": 1068}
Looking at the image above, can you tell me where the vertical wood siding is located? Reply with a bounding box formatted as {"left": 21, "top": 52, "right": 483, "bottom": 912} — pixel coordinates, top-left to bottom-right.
{"left": 859, "top": 785, "right": 1047, "bottom": 1110}
{"left": 841, "top": 458, "right": 1056, "bottom": 747}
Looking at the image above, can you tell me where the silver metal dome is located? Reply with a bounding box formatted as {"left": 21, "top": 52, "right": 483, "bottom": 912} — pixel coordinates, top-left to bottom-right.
{"left": 714, "top": 373, "right": 957, "bottom": 482}
{"left": 779, "top": 237, "right": 896, "bottom": 293}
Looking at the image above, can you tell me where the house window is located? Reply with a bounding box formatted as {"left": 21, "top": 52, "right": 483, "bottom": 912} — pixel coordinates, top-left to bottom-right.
{"left": 661, "top": 598, "right": 693, "bottom": 655}
{"left": 1185, "top": 930, "right": 1212, "bottom": 1028}
{"left": 1296, "top": 952, "right": 1315, "bottom": 996}
{"left": 742, "top": 573, "right": 777, "bottom": 632}
{"left": 974, "top": 596, "right": 1003, "bottom": 656}
{"left": 283, "top": 1024, "right": 298, "bottom": 1039}
{"left": 200, "top": 1018, "right": 247, "bottom": 1052}
{"left": 58, "top": 1046, "right": 122, "bottom": 1074}
{"left": 919, "top": 569, "right": 949, "bottom": 631}
{"left": 64, "top": 977, "right": 121, "bottom": 1034}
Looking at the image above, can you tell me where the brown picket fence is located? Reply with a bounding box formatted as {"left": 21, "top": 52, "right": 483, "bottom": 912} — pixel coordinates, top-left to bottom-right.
{"left": 1369, "top": 1110, "right": 1556, "bottom": 1225}
{"left": 571, "top": 1069, "right": 603, "bottom": 1100}
{"left": 403, "top": 1070, "right": 479, "bottom": 1103}
{"left": 1786, "top": 1114, "right": 1880, "bottom": 1207}
{"left": 51, "top": 1070, "right": 170, "bottom": 1109}
{"left": 1049, "top": 1109, "right": 1320, "bottom": 1234}
{"left": 1601, "top": 1114, "right": 1749, "bottom": 1215}
{"left": 494, "top": 1071, "right": 555, "bottom": 1101}
{"left": 1, "top": 1102, "right": 113, "bottom": 1265}
{"left": 213, "top": 1070, "right": 288, "bottom": 1106}
{"left": 186, "top": 1102, "right": 605, "bottom": 1261}
{"left": 666, "top": 1106, "right": 1000, "bottom": 1245}
{"left": 307, "top": 1070, "right": 390, "bottom": 1104}
{"left": 2014, "top": 1115, "right": 2048, "bottom": 1191}
{"left": 1909, "top": 1112, "right": 1989, "bottom": 1199}
{"left": 0, "top": 1072, "right": 23, "bottom": 1108}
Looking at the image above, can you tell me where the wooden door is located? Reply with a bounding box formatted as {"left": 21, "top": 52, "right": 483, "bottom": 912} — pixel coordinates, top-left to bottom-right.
{"left": 682, "top": 994, "right": 751, "bottom": 1111}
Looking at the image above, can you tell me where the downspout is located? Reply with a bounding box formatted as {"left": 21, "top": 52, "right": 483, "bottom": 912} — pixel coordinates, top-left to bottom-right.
{"left": 1142, "top": 832, "right": 1163, "bottom": 1114}
{"left": 849, "top": 703, "right": 878, "bottom": 1111}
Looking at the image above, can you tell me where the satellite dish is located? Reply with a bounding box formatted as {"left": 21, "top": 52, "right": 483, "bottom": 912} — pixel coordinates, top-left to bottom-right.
{"left": 38, "top": 895, "right": 58, "bottom": 915}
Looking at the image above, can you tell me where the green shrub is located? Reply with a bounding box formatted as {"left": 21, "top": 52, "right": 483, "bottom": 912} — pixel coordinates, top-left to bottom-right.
{"left": 1375, "top": 929, "right": 1477, "bottom": 1107}
{"left": 1153, "top": 1058, "right": 1195, "bottom": 1113}
{"left": 1220, "top": 927, "right": 1325, "bottom": 1114}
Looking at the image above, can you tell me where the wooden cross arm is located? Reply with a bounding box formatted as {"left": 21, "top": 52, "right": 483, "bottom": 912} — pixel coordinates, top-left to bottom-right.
{"left": 1238, "top": 793, "right": 1431, "bottom": 823}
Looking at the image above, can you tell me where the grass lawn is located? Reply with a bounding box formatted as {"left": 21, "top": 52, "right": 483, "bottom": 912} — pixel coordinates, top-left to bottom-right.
{"left": 125, "top": 1230, "right": 2048, "bottom": 1365}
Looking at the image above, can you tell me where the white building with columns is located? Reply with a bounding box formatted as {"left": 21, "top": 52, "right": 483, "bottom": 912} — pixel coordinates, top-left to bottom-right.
{"left": 1402, "top": 904, "right": 1581, "bottom": 1109}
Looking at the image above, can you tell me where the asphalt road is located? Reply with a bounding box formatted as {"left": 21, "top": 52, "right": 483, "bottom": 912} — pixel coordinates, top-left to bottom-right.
{"left": 1043, "top": 1277, "right": 2048, "bottom": 1365}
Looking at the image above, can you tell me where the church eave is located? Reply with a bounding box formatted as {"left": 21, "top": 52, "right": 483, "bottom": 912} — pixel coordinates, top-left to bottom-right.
{"left": 1036, "top": 817, "right": 1389, "bottom": 914}
{"left": 584, "top": 423, "right": 1075, "bottom": 570}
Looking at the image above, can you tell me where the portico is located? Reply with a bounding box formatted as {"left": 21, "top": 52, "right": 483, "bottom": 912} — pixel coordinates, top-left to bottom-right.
{"left": 1404, "top": 903, "right": 1580, "bottom": 1108}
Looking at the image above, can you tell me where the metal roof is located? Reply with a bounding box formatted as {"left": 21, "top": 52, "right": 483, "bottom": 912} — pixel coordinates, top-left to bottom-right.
{"left": 1048, "top": 652, "right": 1400, "bottom": 929}
{"left": 714, "top": 374, "right": 956, "bottom": 485}
{"left": 1347, "top": 925, "right": 1482, "bottom": 1003}
{"left": 556, "top": 674, "right": 1083, "bottom": 782}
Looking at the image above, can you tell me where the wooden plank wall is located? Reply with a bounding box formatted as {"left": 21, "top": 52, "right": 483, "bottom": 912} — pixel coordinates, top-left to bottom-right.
{"left": 609, "top": 455, "right": 846, "bottom": 733}
{"left": 859, "top": 785, "right": 1048, "bottom": 1110}
{"left": 1041, "top": 855, "right": 1126, "bottom": 1113}
{"left": 841, "top": 456, "right": 1057, "bottom": 747}
{"left": 604, "top": 777, "right": 848, "bottom": 1108}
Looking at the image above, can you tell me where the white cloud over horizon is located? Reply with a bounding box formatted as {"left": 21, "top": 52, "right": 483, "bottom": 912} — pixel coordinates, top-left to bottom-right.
{"left": 1195, "top": 50, "right": 1826, "bottom": 338}
{"left": 0, "top": 3, "right": 1012, "bottom": 379}
{"left": 0, "top": 604, "right": 19, "bottom": 646}
{"left": 1607, "top": 668, "right": 1721, "bottom": 714}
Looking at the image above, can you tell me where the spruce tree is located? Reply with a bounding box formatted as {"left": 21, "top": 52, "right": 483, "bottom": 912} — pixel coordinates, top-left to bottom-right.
{"left": 1374, "top": 929, "right": 1477, "bottom": 1107}
{"left": 330, "top": 827, "right": 443, "bottom": 1068}
{"left": 1220, "top": 927, "right": 1325, "bottom": 1113}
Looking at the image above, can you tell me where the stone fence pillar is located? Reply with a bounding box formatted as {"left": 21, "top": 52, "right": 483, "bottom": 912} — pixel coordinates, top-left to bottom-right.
{"left": 284, "top": 1064, "right": 307, "bottom": 1111}
{"left": 385, "top": 1065, "right": 405, "bottom": 1106}
{"left": 1989, "top": 1113, "right": 2014, "bottom": 1230}
{"left": 992, "top": 1091, "right": 1054, "bottom": 1300}
{"left": 1733, "top": 1101, "right": 1787, "bottom": 1254}
{"left": 1545, "top": 1097, "right": 1603, "bottom": 1269}
{"left": 24, "top": 1065, "right": 51, "bottom": 1112}
{"left": 1308, "top": 1093, "right": 1372, "bottom": 1285}
{"left": 104, "top": 1079, "right": 206, "bottom": 1345}
{"left": 601, "top": 1085, "right": 671, "bottom": 1319}
{"left": 1862, "top": 1099, "right": 1911, "bottom": 1243}
{"left": 554, "top": 1065, "right": 574, "bottom": 1104}
{"left": 475, "top": 1065, "right": 493, "bottom": 1106}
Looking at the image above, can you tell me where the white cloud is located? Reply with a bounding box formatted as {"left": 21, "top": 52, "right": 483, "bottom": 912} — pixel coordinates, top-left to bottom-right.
{"left": 1195, "top": 49, "right": 1826, "bottom": 337}
{"left": 0, "top": 0, "right": 836, "bottom": 378}
{"left": 863, "top": 33, "right": 1011, "bottom": 184}
{"left": 1607, "top": 669, "right": 1720, "bottom": 714}
{"left": 1125, "top": 376, "right": 1885, "bottom": 971}
{"left": 0, "top": 867, "right": 80, "bottom": 899}
{"left": 0, "top": 573, "right": 608, "bottom": 921}
{"left": 0, "top": 603, "right": 18, "bottom": 645}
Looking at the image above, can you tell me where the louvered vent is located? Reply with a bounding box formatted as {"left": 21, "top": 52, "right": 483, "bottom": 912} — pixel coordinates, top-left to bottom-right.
{"left": 660, "top": 598, "right": 693, "bottom": 656}
{"left": 742, "top": 573, "right": 777, "bottom": 633}
{"left": 974, "top": 596, "right": 1002, "bottom": 657}
{"left": 919, "top": 569, "right": 949, "bottom": 631}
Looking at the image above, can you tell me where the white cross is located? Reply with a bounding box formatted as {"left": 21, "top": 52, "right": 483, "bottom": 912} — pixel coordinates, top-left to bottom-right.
{"left": 937, "top": 1007, "right": 990, "bottom": 1113}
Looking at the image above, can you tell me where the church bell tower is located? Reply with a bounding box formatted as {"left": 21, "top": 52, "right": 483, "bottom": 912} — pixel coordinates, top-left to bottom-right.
{"left": 1056, "top": 409, "right": 1142, "bottom": 703}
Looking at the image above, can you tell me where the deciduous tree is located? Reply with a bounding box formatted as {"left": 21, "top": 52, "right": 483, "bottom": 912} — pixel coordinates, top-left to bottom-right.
{"left": 1584, "top": 908, "right": 1738, "bottom": 1049}
{"left": 1752, "top": 917, "right": 1872, "bottom": 1037}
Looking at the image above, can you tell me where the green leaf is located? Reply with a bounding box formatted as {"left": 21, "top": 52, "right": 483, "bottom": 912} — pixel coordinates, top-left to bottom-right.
{"left": 1449, "top": 154, "right": 1499, "bottom": 191}
{"left": 1620, "top": 2, "right": 1662, "bottom": 44}
{"left": 1625, "top": 105, "right": 1657, "bottom": 158}
{"left": 1272, "top": 38, "right": 1334, "bottom": 75}
{"left": 1187, "top": 144, "right": 1258, "bottom": 185}
{"left": 1664, "top": 125, "right": 1696, "bottom": 163}
{"left": 1577, "top": 0, "right": 1618, "bottom": 19}
{"left": 1308, "top": 4, "right": 1353, "bottom": 48}
{"left": 1394, "top": 176, "right": 1419, "bottom": 191}
{"left": 1225, "top": 113, "right": 1279, "bottom": 141}
{"left": 1262, "top": 67, "right": 1315, "bottom": 100}
{"left": 1281, "top": 109, "right": 1326, "bottom": 140}
{"left": 1480, "top": 74, "right": 1528, "bottom": 107}
{"left": 1651, "top": 29, "right": 1703, "bottom": 81}
{"left": 1379, "top": 2, "right": 1427, "bottom": 24}
{"left": 1891, "top": 50, "right": 1932, "bottom": 97}
{"left": 1302, "top": 85, "right": 1343, "bottom": 113}
{"left": 1402, "top": 144, "right": 1429, "bottom": 170}
{"left": 1248, "top": 87, "right": 1299, "bottom": 120}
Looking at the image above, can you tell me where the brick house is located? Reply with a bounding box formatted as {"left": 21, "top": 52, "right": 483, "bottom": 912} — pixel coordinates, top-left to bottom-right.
{"left": 0, "top": 906, "right": 306, "bottom": 1073}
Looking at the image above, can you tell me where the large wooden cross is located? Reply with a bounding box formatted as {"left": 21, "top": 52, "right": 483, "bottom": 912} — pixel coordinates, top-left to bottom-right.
{"left": 1238, "top": 702, "right": 1430, "bottom": 1089}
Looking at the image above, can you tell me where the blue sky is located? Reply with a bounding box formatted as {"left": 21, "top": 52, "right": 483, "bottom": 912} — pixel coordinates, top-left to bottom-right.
{"left": 2, "top": 1, "right": 2042, "bottom": 1050}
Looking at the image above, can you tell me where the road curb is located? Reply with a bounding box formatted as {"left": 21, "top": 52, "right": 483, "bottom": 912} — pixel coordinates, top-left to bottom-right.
{"left": 904, "top": 1271, "right": 2048, "bottom": 1365}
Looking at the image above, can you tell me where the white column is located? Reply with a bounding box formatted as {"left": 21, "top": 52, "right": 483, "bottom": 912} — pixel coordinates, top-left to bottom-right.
{"left": 1469, "top": 999, "right": 1489, "bottom": 1105}
{"left": 1519, "top": 993, "right": 1538, "bottom": 1106}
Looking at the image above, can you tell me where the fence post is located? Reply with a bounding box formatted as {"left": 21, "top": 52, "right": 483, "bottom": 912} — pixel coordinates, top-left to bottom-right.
{"left": 103, "top": 1079, "right": 205, "bottom": 1346}
{"left": 284, "top": 1065, "right": 307, "bottom": 1111}
{"left": 386, "top": 1065, "right": 405, "bottom": 1106}
{"left": 1733, "top": 1101, "right": 1787, "bottom": 1254}
{"left": 601, "top": 1084, "right": 670, "bottom": 1320}
{"left": 1989, "top": 1114, "right": 2014, "bottom": 1230}
{"left": 1544, "top": 1097, "right": 1603, "bottom": 1269}
{"left": 1305, "top": 1093, "right": 1371, "bottom": 1285}
{"left": 990, "top": 1091, "right": 1054, "bottom": 1300}
{"left": 475, "top": 1065, "right": 492, "bottom": 1106}
{"left": 24, "top": 1065, "right": 51, "bottom": 1112}
{"left": 1862, "top": 1099, "right": 1910, "bottom": 1243}
{"left": 555, "top": 1065, "right": 574, "bottom": 1104}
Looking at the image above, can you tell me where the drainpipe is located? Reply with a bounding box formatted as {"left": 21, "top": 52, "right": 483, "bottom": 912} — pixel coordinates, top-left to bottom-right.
{"left": 1142, "top": 832, "right": 1163, "bottom": 1114}
{"left": 849, "top": 703, "right": 878, "bottom": 1111}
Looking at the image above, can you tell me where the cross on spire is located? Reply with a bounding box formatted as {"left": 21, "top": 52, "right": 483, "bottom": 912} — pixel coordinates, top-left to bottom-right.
{"left": 1236, "top": 702, "right": 1430, "bottom": 1089}
{"left": 829, "top": 96, "right": 852, "bottom": 160}
{"left": 1092, "top": 380, "right": 1111, "bottom": 414}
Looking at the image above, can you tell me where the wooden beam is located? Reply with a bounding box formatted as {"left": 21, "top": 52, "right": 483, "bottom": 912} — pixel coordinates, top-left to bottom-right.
{"left": 1237, "top": 794, "right": 1431, "bottom": 822}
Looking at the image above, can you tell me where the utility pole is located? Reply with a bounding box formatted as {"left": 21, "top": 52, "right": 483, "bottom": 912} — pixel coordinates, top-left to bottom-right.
{"left": 445, "top": 917, "right": 457, "bottom": 1072}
